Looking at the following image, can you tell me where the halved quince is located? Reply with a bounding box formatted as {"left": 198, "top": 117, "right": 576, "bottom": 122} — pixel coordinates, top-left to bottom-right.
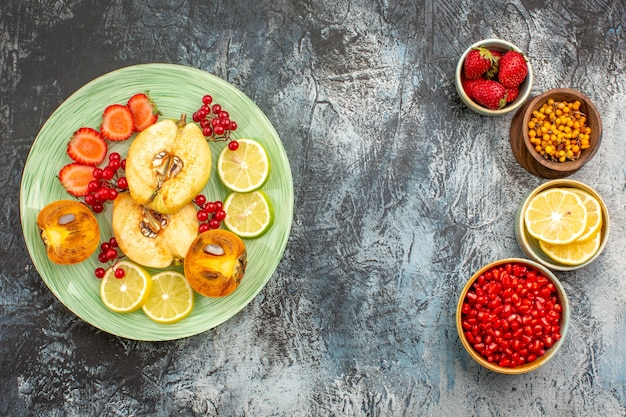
{"left": 184, "top": 229, "right": 247, "bottom": 297}
{"left": 112, "top": 193, "right": 198, "bottom": 268}
{"left": 37, "top": 200, "right": 100, "bottom": 265}
{"left": 125, "top": 114, "right": 211, "bottom": 214}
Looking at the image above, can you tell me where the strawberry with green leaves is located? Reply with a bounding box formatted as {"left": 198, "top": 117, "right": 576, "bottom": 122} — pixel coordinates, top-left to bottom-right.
{"left": 127, "top": 92, "right": 160, "bottom": 132}
{"left": 463, "top": 47, "right": 500, "bottom": 80}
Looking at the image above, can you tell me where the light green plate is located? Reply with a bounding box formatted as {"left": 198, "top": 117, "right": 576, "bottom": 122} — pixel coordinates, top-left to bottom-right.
{"left": 20, "top": 63, "right": 293, "bottom": 341}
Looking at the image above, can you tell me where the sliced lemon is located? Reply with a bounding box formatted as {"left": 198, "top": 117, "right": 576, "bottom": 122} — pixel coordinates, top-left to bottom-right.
{"left": 101, "top": 260, "right": 152, "bottom": 313}
{"left": 142, "top": 271, "right": 194, "bottom": 324}
{"left": 568, "top": 188, "right": 602, "bottom": 242}
{"left": 223, "top": 190, "right": 274, "bottom": 238}
{"left": 217, "top": 139, "right": 270, "bottom": 192}
{"left": 524, "top": 188, "right": 587, "bottom": 245}
{"left": 539, "top": 230, "right": 602, "bottom": 266}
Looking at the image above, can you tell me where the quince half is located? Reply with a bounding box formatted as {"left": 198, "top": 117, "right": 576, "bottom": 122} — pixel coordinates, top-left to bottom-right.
{"left": 112, "top": 193, "right": 198, "bottom": 269}
{"left": 125, "top": 114, "right": 211, "bottom": 214}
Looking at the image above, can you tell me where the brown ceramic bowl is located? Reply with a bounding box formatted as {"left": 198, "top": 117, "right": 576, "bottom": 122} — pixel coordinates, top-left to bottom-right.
{"left": 510, "top": 88, "right": 602, "bottom": 178}
{"left": 457, "top": 258, "right": 570, "bottom": 374}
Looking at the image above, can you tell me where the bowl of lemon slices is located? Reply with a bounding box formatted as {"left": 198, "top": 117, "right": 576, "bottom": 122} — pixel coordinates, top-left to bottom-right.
{"left": 515, "top": 179, "right": 610, "bottom": 271}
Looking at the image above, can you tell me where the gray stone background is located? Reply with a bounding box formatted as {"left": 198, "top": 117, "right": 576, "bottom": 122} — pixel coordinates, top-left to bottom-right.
{"left": 2, "top": 0, "right": 626, "bottom": 415}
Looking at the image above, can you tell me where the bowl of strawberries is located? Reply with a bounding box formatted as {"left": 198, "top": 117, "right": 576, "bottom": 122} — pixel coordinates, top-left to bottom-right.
{"left": 456, "top": 39, "right": 533, "bottom": 116}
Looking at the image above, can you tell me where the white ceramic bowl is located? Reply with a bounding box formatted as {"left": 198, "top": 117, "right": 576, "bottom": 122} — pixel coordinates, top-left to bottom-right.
{"left": 455, "top": 38, "right": 533, "bottom": 116}
{"left": 515, "top": 179, "right": 610, "bottom": 271}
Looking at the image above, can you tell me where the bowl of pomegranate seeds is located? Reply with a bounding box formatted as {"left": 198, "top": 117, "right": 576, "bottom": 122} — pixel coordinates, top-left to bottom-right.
{"left": 456, "top": 258, "right": 570, "bottom": 374}
{"left": 455, "top": 39, "right": 533, "bottom": 116}
{"left": 509, "top": 88, "right": 602, "bottom": 179}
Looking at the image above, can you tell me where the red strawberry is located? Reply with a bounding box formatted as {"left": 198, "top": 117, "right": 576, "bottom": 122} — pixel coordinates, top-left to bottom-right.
{"left": 67, "top": 127, "right": 108, "bottom": 166}
{"left": 471, "top": 79, "right": 507, "bottom": 110}
{"left": 100, "top": 104, "right": 134, "bottom": 141}
{"left": 498, "top": 50, "right": 528, "bottom": 88}
{"left": 59, "top": 163, "right": 96, "bottom": 197}
{"left": 127, "top": 92, "right": 160, "bottom": 132}
{"left": 462, "top": 78, "right": 482, "bottom": 100}
{"left": 463, "top": 47, "right": 499, "bottom": 79}
{"left": 505, "top": 86, "right": 520, "bottom": 103}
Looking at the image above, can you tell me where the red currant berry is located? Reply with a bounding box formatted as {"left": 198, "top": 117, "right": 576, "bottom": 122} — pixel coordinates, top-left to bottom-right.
{"left": 93, "top": 168, "right": 103, "bottom": 179}
{"left": 214, "top": 201, "right": 223, "bottom": 210}
{"left": 101, "top": 242, "right": 111, "bottom": 252}
{"left": 212, "top": 104, "right": 222, "bottom": 114}
{"left": 88, "top": 180, "right": 101, "bottom": 192}
{"left": 109, "top": 237, "right": 118, "bottom": 247}
{"left": 84, "top": 194, "right": 96, "bottom": 206}
{"left": 92, "top": 203, "right": 104, "bottom": 213}
{"left": 200, "top": 118, "right": 211, "bottom": 129}
{"left": 218, "top": 111, "right": 229, "bottom": 119}
{"left": 202, "top": 94, "right": 213, "bottom": 105}
{"left": 105, "top": 248, "right": 118, "bottom": 261}
{"left": 102, "top": 167, "right": 115, "bottom": 180}
{"left": 214, "top": 125, "right": 225, "bottom": 136}
{"left": 109, "top": 152, "right": 121, "bottom": 161}
{"left": 199, "top": 223, "right": 211, "bottom": 233}
{"left": 95, "top": 267, "right": 106, "bottom": 279}
{"left": 229, "top": 121, "right": 238, "bottom": 131}
{"left": 192, "top": 111, "right": 201, "bottom": 122}
{"left": 194, "top": 195, "right": 207, "bottom": 206}
{"left": 98, "top": 252, "right": 109, "bottom": 263}
{"left": 108, "top": 188, "right": 119, "bottom": 201}
{"left": 108, "top": 159, "right": 121, "bottom": 171}
{"left": 214, "top": 209, "right": 226, "bottom": 221}
{"left": 121, "top": 159, "right": 126, "bottom": 170}
{"left": 116, "top": 177, "right": 128, "bottom": 189}
{"left": 204, "top": 202, "right": 217, "bottom": 213}
{"left": 209, "top": 218, "right": 220, "bottom": 229}
{"left": 202, "top": 127, "right": 213, "bottom": 137}
{"left": 197, "top": 210, "right": 209, "bottom": 222}
{"left": 114, "top": 268, "right": 125, "bottom": 279}
{"left": 228, "top": 140, "right": 239, "bottom": 151}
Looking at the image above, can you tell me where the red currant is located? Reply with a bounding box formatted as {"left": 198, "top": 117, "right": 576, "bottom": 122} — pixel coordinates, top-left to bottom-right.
{"left": 95, "top": 267, "right": 106, "bottom": 279}
{"left": 228, "top": 140, "right": 239, "bottom": 151}
{"left": 199, "top": 223, "right": 211, "bottom": 233}
{"left": 194, "top": 195, "right": 207, "bottom": 206}
{"left": 114, "top": 268, "right": 125, "bottom": 279}
{"left": 197, "top": 210, "right": 209, "bottom": 222}
{"left": 117, "top": 177, "right": 128, "bottom": 189}
{"left": 202, "top": 94, "right": 213, "bottom": 105}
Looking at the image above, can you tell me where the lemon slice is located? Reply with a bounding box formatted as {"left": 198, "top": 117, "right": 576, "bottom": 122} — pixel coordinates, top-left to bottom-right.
{"left": 223, "top": 190, "right": 274, "bottom": 238}
{"left": 539, "top": 230, "right": 602, "bottom": 266}
{"left": 101, "top": 260, "right": 152, "bottom": 313}
{"left": 142, "top": 271, "right": 194, "bottom": 324}
{"left": 217, "top": 139, "right": 270, "bottom": 192}
{"left": 568, "top": 188, "right": 602, "bottom": 242}
{"left": 524, "top": 188, "right": 587, "bottom": 245}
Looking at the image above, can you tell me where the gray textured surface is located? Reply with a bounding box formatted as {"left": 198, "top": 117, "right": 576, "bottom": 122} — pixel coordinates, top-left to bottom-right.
{"left": 2, "top": 0, "right": 626, "bottom": 415}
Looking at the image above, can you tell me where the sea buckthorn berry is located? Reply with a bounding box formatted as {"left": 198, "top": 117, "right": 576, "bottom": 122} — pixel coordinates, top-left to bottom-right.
{"left": 527, "top": 99, "right": 591, "bottom": 162}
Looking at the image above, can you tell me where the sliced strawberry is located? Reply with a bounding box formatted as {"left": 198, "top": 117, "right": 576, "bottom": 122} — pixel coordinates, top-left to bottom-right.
{"left": 100, "top": 104, "right": 135, "bottom": 141}
{"left": 67, "top": 127, "right": 108, "bottom": 166}
{"left": 59, "top": 163, "right": 96, "bottom": 197}
{"left": 127, "top": 92, "right": 160, "bottom": 131}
